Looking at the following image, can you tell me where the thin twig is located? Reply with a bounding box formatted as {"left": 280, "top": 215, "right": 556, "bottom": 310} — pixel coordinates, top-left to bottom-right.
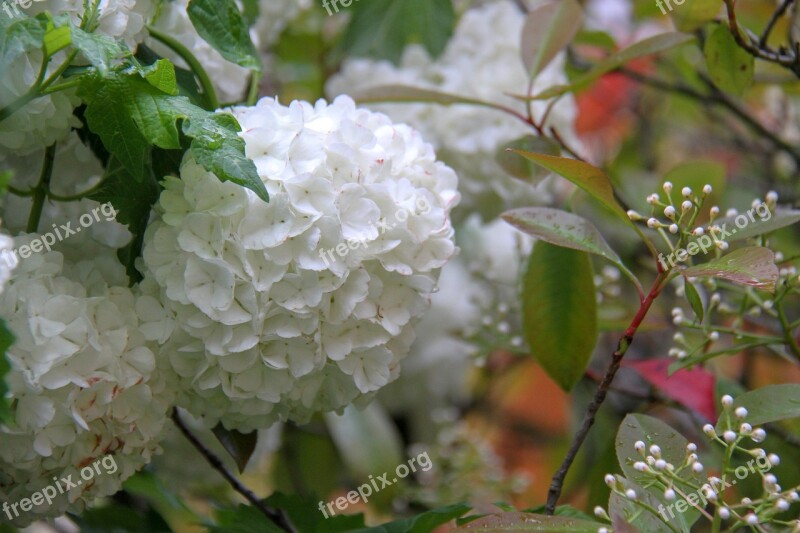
{"left": 545, "top": 271, "right": 668, "bottom": 514}
{"left": 723, "top": 0, "right": 800, "bottom": 73}
{"left": 171, "top": 410, "right": 296, "bottom": 532}
{"left": 760, "top": 0, "right": 795, "bottom": 47}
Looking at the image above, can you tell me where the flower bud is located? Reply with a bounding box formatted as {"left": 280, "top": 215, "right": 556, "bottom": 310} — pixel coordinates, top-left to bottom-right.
{"left": 721, "top": 395, "right": 734, "bottom": 408}
{"left": 682, "top": 187, "right": 692, "bottom": 197}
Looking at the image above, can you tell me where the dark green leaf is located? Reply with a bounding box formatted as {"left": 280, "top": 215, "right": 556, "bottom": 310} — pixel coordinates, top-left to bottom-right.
{"left": 342, "top": 0, "right": 455, "bottom": 64}
{"left": 510, "top": 152, "right": 632, "bottom": 226}
{"left": 212, "top": 425, "right": 258, "bottom": 473}
{"left": 615, "top": 414, "right": 703, "bottom": 531}
{"left": 212, "top": 504, "right": 283, "bottom": 533}
{"left": 352, "top": 503, "right": 470, "bottom": 532}
{"left": 188, "top": 0, "right": 260, "bottom": 70}
{"left": 521, "top": 0, "right": 583, "bottom": 78}
{"left": 0, "top": 319, "right": 15, "bottom": 423}
{"left": 682, "top": 247, "right": 779, "bottom": 292}
{"left": 496, "top": 136, "right": 561, "bottom": 182}
{"left": 716, "top": 384, "right": 800, "bottom": 431}
{"left": 705, "top": 25, "right": 754, "bottom": 96}
{"left": 89, "top": 158, "right": 160, "bottom": 282}
{"left": 265, "top": 493, "right": 366, "bottom": 532}
{"left": 523, "top": 242, "right": 597, "bottom": 390}
{"left": 683, "top": 278, "right": 704, "bottom": 323}
{"left": 458, "top": 512, "right": 605, "bottom": 531}
{"left": 71, "top": 503, "right": 173, "bottom": 533}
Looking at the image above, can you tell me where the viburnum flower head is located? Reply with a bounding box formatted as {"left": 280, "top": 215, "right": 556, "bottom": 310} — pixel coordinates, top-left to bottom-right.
{"left": 141, "top": 95, "right": 459, "bottom": 431}
{"left": 0, "top": 239, "right": 172, "bottom": 525}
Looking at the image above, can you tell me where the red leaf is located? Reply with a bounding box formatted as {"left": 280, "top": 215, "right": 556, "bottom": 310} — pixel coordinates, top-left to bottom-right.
{"left": 625, "top": 359, "right": 717, "bottom": 421}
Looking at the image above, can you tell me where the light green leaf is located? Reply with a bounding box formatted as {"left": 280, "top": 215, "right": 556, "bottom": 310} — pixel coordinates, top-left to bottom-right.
{"left": 716, "top": 384, "right": 800, "bottom": 431}
{"left": 704, "top": 25, "right": 754, "bottom": 96}
{"left": 43, "top": 24, "right": 71, "bottom": 57}
{"left": 188, "top": 0, "right": 260, "bottom": 70}
{"left": 353, "top": 503, "right": 470, "bottom": 533}
{"left": 662, "top": 159, "right": 726, "bottom": 200}
{"left": 503, "top": 207, "right": 642, "bottom": 295}
{"left": 521, "top": 0, "right": 583, "bottom": 78}
{"left": 608, "top": 477, "right": 677, "bottom": 533}
{"left": 144, "top": 59, "right": 179, "bottom": 95}
{"left": 670, "top": 0, "right": 720, "bottom": 31}
{"left": 458, "top": 512, "right": 605, "bottom": 531}
{"left": 509, "top": 151, "right": 632, "bottom": 225}
{"left": 523, "top": 242, "right": 597, "bottom": 391}
{"left": 341, "top": 0, "right": 455, "bottom": 64}
{"left": 615, "top": 414, "right": 703, "bottom": 531}
{"left": 682, "top": 247, "right": 779, "bottom": 292}
{"left": 530, "top": 32, "right": 695, "bottom": 100}
{"left": 707, "top": 209, "right": 800, "bottom": 243}
{"left": 212, "top": 425, "right": 258, "bottom": 473}
{"left": 263, "top": 493, "right": 366, "bottom": 532}
{"left": 683, "top": 278, "right": 704, "bottom": 323}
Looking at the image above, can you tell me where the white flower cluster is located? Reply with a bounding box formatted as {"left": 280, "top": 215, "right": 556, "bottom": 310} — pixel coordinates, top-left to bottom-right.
{"left": 327, "top": 0, "right": 578, "bottom": 216}
{"left": 141, "top": 95, "right": 459, "bottom": 431}
{"left": 147, "top": 0, "right": 310, "bottom": 104}
{"left": 0, "top": 222, "right": 16, "bottom": 294}
{"left": 1, "top": 0, "right": 154, "bottom": 158}
{"left": 379, "top": 215, "right": 531, "bottom": 427}
{"left": 0, "top": 240, "right": 172, "bottom": 525}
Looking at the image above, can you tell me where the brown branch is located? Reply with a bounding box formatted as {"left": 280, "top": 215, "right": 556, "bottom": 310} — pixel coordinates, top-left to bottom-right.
{"left": 760, "top": 0, "right": 795, "bottom": 47}
{"left": 545, "top": 271, "right": 669, "bottom": 514}
{"left": 171, "top": 410, "right": 296, "bottom": 532}
{"left": 723, "top": 0, "right": 800, "bottom": 74}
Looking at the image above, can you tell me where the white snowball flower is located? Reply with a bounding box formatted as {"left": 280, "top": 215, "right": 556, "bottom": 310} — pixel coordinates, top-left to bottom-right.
{"left": 0, "top": 222, "right": 16, "bottom": 294}
{"left": 141, "top": 95, "right": 459, "bottom": 432}
{"left": 0, "top": 240, "right": 172, "bottom": 526}
{"left": 379, "top": 214, "right": 532, "bottom": 435}
{"left": 327, "top": 0, "right": 578, "bottom": 216}
{"left": 253, "top": 0, "right": 311, "bottom": 50}
{"left": 0, "top": 50, "right": 81, "bottom": 158}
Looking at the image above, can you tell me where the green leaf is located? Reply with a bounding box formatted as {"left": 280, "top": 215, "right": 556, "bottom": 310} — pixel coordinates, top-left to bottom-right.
{"left": 530, "top": 32, "right": 695, "bottom": 100}
{"left": 145, "top": 59, "right": 179, "bottom": 95}
{"left": 682, "top": 247, "right": 779, "bottom": 292}
{"left": 705, "top": 209, "right": 800, "bottom": 244}
{"left": 353, "top": 84, "right": 497, "bottom": 109}
{"left": 458, "top": 512, "right": 605, "bottom": 531}
{"left": 71, "top": 26, "right": 124, "bottom": 75}
{"left": 662, "top": 159, "right": 726, "bottom": 200}
{"left": 89, "top": 158, "right": 160, "bottom": 282}
{"left": 0, "top": 319, "right": 15, "bottom": 423}
{"left": 608, "top": 476, "right": 676, "bottom": 533}
{"left": 324, "top": 403, "right": 404, "bottom": 485}
{"left": 352, "top": 503, "right": 470, "bottom": 533}
{"left": 716, "top": 384, "right": 800, "bottom": 431}
{"left": 212, "top": 425, "right": 258, "bottom": 473}
{"left": 80, "top": 72, "right": 268, "bottom": 202}
{"left": 341, "top": 0, "right": 455, "bottom": 64}
{"left": 502, "top": 207, "right": 642, "bottom": 295}
{"left": 496, "top": 135, "right": 561, "bottom": 182}
{"left": 683, "top": 277, "right": 704, "bottom": 323}
{"left": 70, "top": 503, "right": 173, "bottom": 533}
{"left": 521, "top": 0, "right": 583, "bottom": 78}
{"left": 704, "top": 25, "right": 754, "bottom": 97}
{"left": 0, "top": 170, "right": 11, "bottom": 196}
{"left": 615, "top": 414, "right": 703, "bottom": 531}
{"left": 522, "top": 242, "right": 597, "bottom": 391}
{"left": 510, "top": 152, "right": 632, "bottom": 226}
{"left": 264, "top": 493, "right": 366, "bottom": 532}
{"left": 188, "top": 0, "right": 260, "bottom": 70}
{"left": 669, "top": 0, "right": 720, "bottom": 31}
{"left": 212, "top": 504, "right": 283, "bottom": 533}
{"left": 43, "top": 24, "right": 71, "bottom": 57}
